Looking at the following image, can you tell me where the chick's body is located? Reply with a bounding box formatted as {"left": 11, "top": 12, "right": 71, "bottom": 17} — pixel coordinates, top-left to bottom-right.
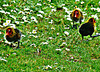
{"left": 6, "top": 29, "right": 21, "bottom": 42}
{"left": 6, "top": 27, "right": 21, "bottom": 48}
{"left": 79, "top": 18, "right": 96, "bottom": 39}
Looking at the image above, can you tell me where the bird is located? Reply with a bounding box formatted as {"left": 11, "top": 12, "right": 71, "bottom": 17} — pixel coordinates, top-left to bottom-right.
{"left": 5, "top": 27, "right": 21, "bottom": 48}
{"left": 79, "top": 17, "right": 96, "bottom": 40}
{"left": 70, "top": 9, "right": 83, "bottom": 28}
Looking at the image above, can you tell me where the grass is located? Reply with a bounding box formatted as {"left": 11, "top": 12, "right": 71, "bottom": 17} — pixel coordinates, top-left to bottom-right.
{"left": 0, "top": 0, "right": 100, "bottom": 71}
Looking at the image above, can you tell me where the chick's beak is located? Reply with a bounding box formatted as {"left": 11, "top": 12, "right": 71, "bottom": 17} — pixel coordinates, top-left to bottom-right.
{"left": 94, "top": 20, "right": 96, "bottom": 23}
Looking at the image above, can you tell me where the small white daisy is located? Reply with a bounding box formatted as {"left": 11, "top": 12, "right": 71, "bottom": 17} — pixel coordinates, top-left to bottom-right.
{"left": 65, "top": 48, "right": 70, "bottom": 51}
{"left": 81, "top": 1, "right": 84, "bottom": 4}
{"left": 32, "top": 30, "right": 37, "bottom": 34}
{"left": 3, "top": 23, "right": 9, "bottom": 27}
{"left": 6, "top": 20, "right": 11, "bottom": 24}
{"left": 15, "top": 21, "right": 19, "bottom": 24}
{"left": 64, "top": 31, "right": 69, "bottom": 36}
{"left": 55, "top": 49, "right": 61, "bottom": 51}
{"left": 37, "top": 14, "right": 43, "bottom": 18}
{"left": 38, "top": 11, "right": 44, "bottom": 14}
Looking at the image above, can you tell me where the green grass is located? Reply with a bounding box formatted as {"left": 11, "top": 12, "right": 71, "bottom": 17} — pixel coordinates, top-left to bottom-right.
{"left": 0, "top": 0, "right": 100, "bottom": 71}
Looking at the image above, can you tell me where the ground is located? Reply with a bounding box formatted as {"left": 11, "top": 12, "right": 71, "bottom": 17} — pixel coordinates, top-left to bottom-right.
{"left": 0, "top": 0, "right": 100, "bottom": 71}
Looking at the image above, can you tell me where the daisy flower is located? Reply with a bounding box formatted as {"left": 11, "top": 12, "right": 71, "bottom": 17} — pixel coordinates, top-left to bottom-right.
{"left": 51, "top": 27, "right": 55, "bottom": 30}
{"left": 96, "top": 7, "right": 100, "bottom": 12}
{"left": 38, "top": 11, "right": 44, "bottom": 14}
{"left": 91, "top": 14, "right": 98, "bottom": 20}
{"left": 64, "top": 31, "right": 69, "bottom": 36}
{"left": 65, "top": 48, "right": 70, "bottom": 51}
{"left": 22, "top": 16, "right": 27, "bottom": 20}
{"left": 81, "top": 1, "right": 84, "bottom": 4}
{"left": 51, "top": 9, "right": 56, "bottom": 12}
{"left": 55, "top": 49, "right": 61, "bottom": 51}
{"left": 32, "top": 30, "right": 37, "bottom": 34}
{"left": 37, "top": 3, "right": 42, "bottom": 6}
{"left": 24, "top": 8, "right": 30, "bottom": 11}
{"left": 37, "top": 14, "right": 43, "bottom": 18}
{"left": 2, "top": 4, "right": 9, "bottom": 7}
{"left": 3, "top": 23, "right": 9, "bottom": 27}
{"left": 41, "top": 42, "right": 48, "bottom": 45}
{"left": 15, "top": 21, "right": 19, "bottom": 24}
{"left": 6, "top": 20, "right": 11, "bottom": 24}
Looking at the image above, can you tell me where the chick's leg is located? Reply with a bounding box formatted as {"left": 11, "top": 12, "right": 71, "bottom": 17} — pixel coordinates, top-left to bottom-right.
{"left": 17, "top": 41, "right": 20, "bottom": 48}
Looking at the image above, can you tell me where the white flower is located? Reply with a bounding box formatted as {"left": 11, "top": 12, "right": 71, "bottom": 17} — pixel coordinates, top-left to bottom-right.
{"left": 76, "top": 8, "right": 81, "bottom": 11}
{"left": 32, "top": 30, "right": 37, "bottom": 34}
{"left": 30, "top": 43, "right": 36, "bottom": 47}
{"left": 30, "top": 10, "right": 33, "bottom": 12}
{"left": 49, "top": 20, "right": 53, "bottom": 24}
{"left": 0, "top": 32, "right": 2, "bottom": 34}
{"left": 0, "top": 57, "right": 7, "bottom": 62}
{"left": 62, "top": 42, "right": 67, "bottom": 45}
{"left": 51, "top": 27, "right": 55, "bottom": 30}
{"left": 24, "top": 20, "right": 28, "bottom": 22}
{"left": 48, "top": 37, "right": 52, "bottom": 40}
{"left": 0, "top": 10, "right": 5, "bottom": 13}
{"left": 63, "top": 7, "right": 70, "bottom": 14}
{"left": 6, "top": 20, "right": 11, "bottom": 24}
{"left": 48, "top": 0, "right": 51, "bottom": 2}
{"left": 25, "top": 12, "right": 30, "bottom": 14}
{"left": 0, "top": 25, "right": 3, "bottom": 27}
{"left": 81, "top": 1, "right": 84, "bottom": 4}
{"left": 22, "top": 16, "right": 27, "bottom": 20}
{"left": 63, "top": 7, "right": 67, "bottom": 11}
{"left": 9, "top": 15, "right": 16, "bottom": 20}
{"left": 31, "top": 16, "right": 35, "bottom": 20}
{"left": 96, "top": 7, "right": 100, "bottom": 12}
{"left": 5, "top": 12, "right": 10, "bottom": 14}
{"left": 21, "top": 34, "right": 25, "bottom": 37}
{"left": 71, "top": 57, "right": 74, "bottom": 59}
{"left": 0, "top": 8, "right": 2, "bottom": 10}
{"left": 51, "top": 9, "right": 56, "bottom": 12}
{"left": 3, "top": 4, "right": 9, "bottom": 7}
{"left": 67, "top": 17, "right": 72, "bottom": 21}
{"left": 38, "top": 11, "right": 44, "bottom": 14}
{"left": 3, "top": 23, "right": 9, "bottom": 27}
{"left": 65, "top": 48, "right": 70, "bottom": 51}
{"left": 42, "top": 42, "right": 48, "bottom": 45}
{"left": 91, "top": 7, "right": 96, "bottom": 10}
{"left": 99, "top": 1, "right": 100, "bottom": 4}
{"left": 64, "top": 31, "right": 69, "bottom": 36}
{"left": 75, "top": 0, "right": 79, "bottom": 1}
{"left": 37, "top": 3, "right": 42, "bottom": 6}
{"left": 61, "top": 4, "right": 65, "bottom": 6}
{"left": 50, "top": 5, "right": 54, "bottom": 8}
{"left": 31, "top": 16, "right": 38, "bottom": 23}
{"left": 34, "top": 35, "right": 38, "bottom": 38}
{"left": 37, "top": 14, "right": 43, "bottom": 18}
{"left": 57, "top": 33, "right": 59, "bottom": 35}
{"left": 15, "top": 21, "right": 19, "bottom": 24}
{"left": 12, "top": 53, "right": 16, "bottom": 55}
{"left": 9, "top": 24, "right": 16, "bottom": 28}
{"left": 55, "top": 49, "right": 61, "bottom": 51}
{"left": 18, "top": 11, "right": 25, "bottom": 14}
{"left": 91, "top": 14, "right": 98, "bottom": 20}
{"left": 24, "top": 8, "right": 30, "bottom": 11}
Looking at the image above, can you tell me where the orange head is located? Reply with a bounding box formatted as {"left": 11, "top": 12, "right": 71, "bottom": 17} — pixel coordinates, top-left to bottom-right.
{"left": 6, "top": 28, "right": 13, "bottom": 36}
{"left": 74, "top": 10, "right": 79, "bottom": 18}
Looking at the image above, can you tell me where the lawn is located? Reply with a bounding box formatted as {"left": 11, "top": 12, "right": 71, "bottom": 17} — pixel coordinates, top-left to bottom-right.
{"left": 0, "top": 0, "right": 100, "bottom": 71}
